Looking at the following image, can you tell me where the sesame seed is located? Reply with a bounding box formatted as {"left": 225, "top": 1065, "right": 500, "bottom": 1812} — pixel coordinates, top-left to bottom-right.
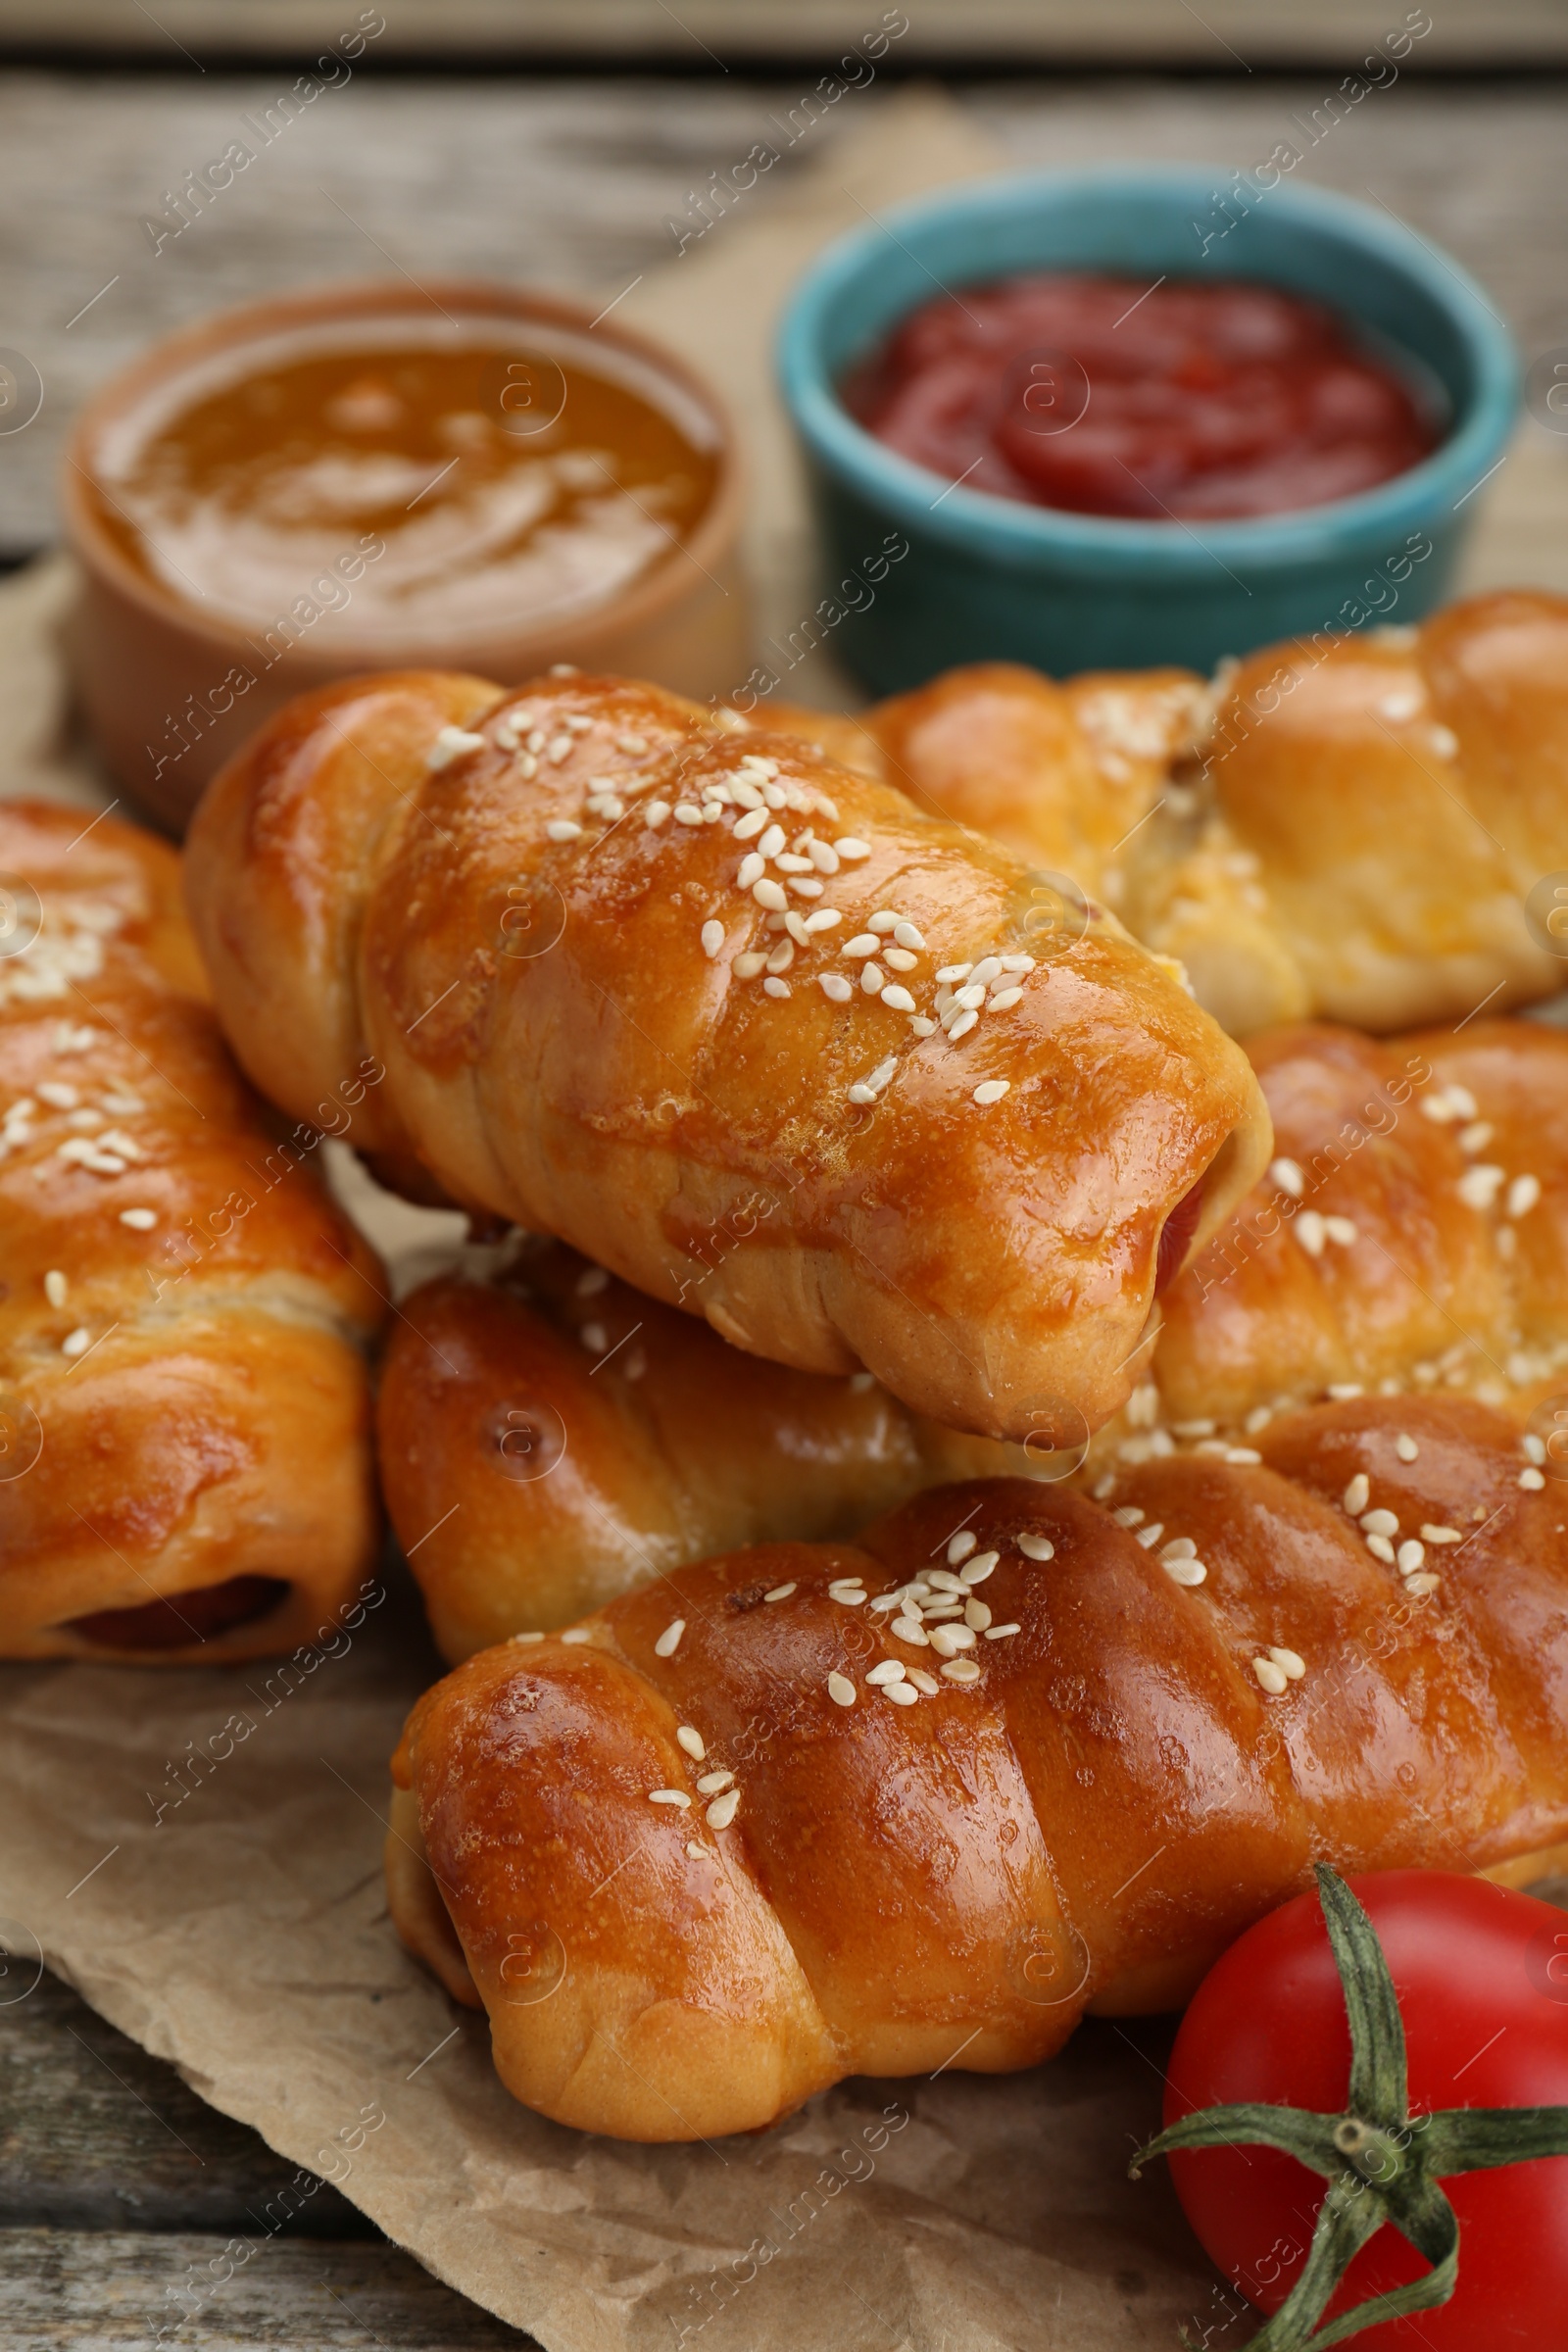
{"left": 1392, "top": 1434, "right": 1420, "bottom": 1464}
{"left": 676, "top": 1726, "right": 706, "bottom": 1760}
{"left": 835, "top": 838, "right": 871, "bottom": 860}
{"left": 1405, "top": 1571, "right": 1443, "bottom": 1597}
{"left": 1269, "top": 1646, "right": 1306, "bottom": 1681}
{"left": 731, "top": 952, "right": 766, "bottom": 979}
{"left": 61, "top": 1326, "right": 91, "bottom": 1357}
{"left": 1269, "top": 1156, "right": 1305, "bottom": 1198}
{"left": 906, "top": 1668, "right": 941, "bottom": 1694}
{"left": 827, "top": 1672, "right": 857, "bottom": 1706}
{"left": 1327, "top": 1384, "right": 1363, "bottom": 1402}
{"left": 763, "top": 1583, "right": 796, "bottom": 1602}
{"left": 706, "top": 1788, "right": 740, "bottom": 1829}
{"left": 954, "top": 984, "right": 986, "bottom": 1011}
{"left": 828, "top": 1583, "right": 867, "bottom": 1605}
{"left": 1365, "top": 1533, "right": 1396, "bottom": 1564}
{"left": 754, "top": 880, "right": 788, "bottom": 911}
{"left": 736, "top": 852, "right": 766, "bottom": 889}
{"left": 649, "top": 1788, "right": 691, "bottom": 1808}
{"left": 758, "top": 825, "right": 786, "bottom": 859}
{"left": 1324, "top": 1216, "right": 1358, "bottom": 1248}
{"left": 686, "top": 1840, "right": 707, "bottom": 1859}
{"left": 509, "top": 1630, "right": 545, "bottom": 1644}
{"left": 1164, "top": 1556, "right": 1207, "bottom": 1586}
{"left": 936, "top": 964, "right": 972, "bottom": 984}
{"left": 644, "top": 801, "right": 671, "bottom": 829}
{"left": 1134, "top": 1522, "right": 1165, "bottom": 1549}
{"left": 43, "top": 1269, "right": 67, "bottom": 1306}
{"left": 37, "top": 1082, "right": 77, "bottom": 1109}
{"left": 697, "top": 1769, "right": 734, "bottom": 1793}
{"left": 928, "top": 1624, "right": 976, "bottom": 1657}
{"left": 874, "top": 1680, "right": 913, "bottom": 1705}
{"left": 865, "top": 1659, "right": 906, "bottom": 1686}
{"left": 425, "top": 724, "right": 487, "bottom": 770}
{"left": 674, "top": 804, "right": 705, "bottom": 826}
{"left": 1225, "top": 1446, "right": 1262, "bottom": 1466}
{"left": 1421, "top": 1524, "right": 1462, "bottom": 1544}
{"left": 763, "top": 977, "right": 791, "bottom": 999}
{"left": 908, "top": 1016, "right": 937, "bottom": 1036}
{"left": 560, "top": 1628, "right": 592, "bottom": 1644}
{"left": 701, "top": 920, "right": 725, "bottom": 958}
{"left": 1296, "top": 1210, "right": 1327, "bottom": 1257}
{"left": 808, "top": 840, "right": 841, "bottom": 874}
{"left": 964, "top": 1597, "right": 992, "bottom": 1630}
{"left": 1522, "top": 1466, "right": 1546, "bottom": 1490}
{"left": 734, "top": 807, "right": 768, "bottom": 839}
{"left": 947, "top": 1532, "right": 977, "bottom": 1564}
{"left": 805, "top": 909, "right": 843, "bottom": 933}
{"left": 893, "top": 921, "right": 925, "bottom": 950}
{"left": 1458, "top": 1164, "right": 1506, "bottom": 1212}
{"left": 1343, "top": 1473, "right": 1370, "bottom": 1515}
{"left": 819, "top": 973, "right": 853, "bottom": 1002}
{"left": 1525, "top": 1435, "right": 1547, "bottom": 1464}
{"left": 947, "top": 1009, "right": 978, "bottom": 1043}
{"left": 926, "top": 1568, "right": 966, "bottom": 1592}
{"left": 972, "top": 1080, "right": 1009, "bottom": 1106}
{"left": 882, "top": 948, "right": 918, "bottom": 972}
{"left": 959, "top": 1550, "right": 999, "bottom": 1584}
{"left": 1016, "top": 1534, "right": 1054, "bottom": 1561}
{"left": 890, "top": 1617, "right": 929, "bottom": 1645}
{"left": 119, "top": 1208, "right": 157, "bottom": 1230}
{"left": 942, "top": 1657, "right": 982, "bottom": 1682}
{"left": 1509, "top": 1174, "right": 1542, "bottom": 1219}
{"left": 655, "top": 1618, "right": 686, "bottom": 1657}
{"left": 547, "top": 735, "right": 574, "bottom": 764}
{"left": 863, "top": 911, "right": 897, "bottom": 934}
{"left": 580, "top": 1322, "right": 608, "bottom": 1352}
{"left": 1361, "top": 1508, "right": 1399, "bottom": 1537}
{"left": 1251, "top": 1656, "right": 1288, "bottom": 1695}
{"left": 1396, "top": 1541, "right": 1425, "bottom": 1574}
{"left": 987, "top": 987, "right": 1025, "bottom": 1010}
{"left": 842, "top": 933, "right": 878, "bottom": 956}
{"left": 859, "top": 962, "right": 885, "bottom": 994}
{"left": 881, "top": 985, "right": 916, "bottom": 1013}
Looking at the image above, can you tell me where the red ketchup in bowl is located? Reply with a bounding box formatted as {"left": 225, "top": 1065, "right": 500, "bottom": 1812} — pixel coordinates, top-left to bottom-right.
{"left": 841, "top": 274, "right": 1440, "bottom": 520}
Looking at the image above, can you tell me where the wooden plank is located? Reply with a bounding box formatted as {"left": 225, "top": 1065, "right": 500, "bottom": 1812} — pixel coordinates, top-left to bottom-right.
{"left": 0, "top": 2230, "right": 525, "bottom": 2348}
{"left": 0, "top": 1971, "right": 376, "bottom": 2234}
{"left": 2, "top": 0, "right": 1566, "bottom": 68}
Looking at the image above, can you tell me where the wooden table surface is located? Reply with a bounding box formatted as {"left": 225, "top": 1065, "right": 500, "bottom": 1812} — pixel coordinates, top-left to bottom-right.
{"left": 4, "top": 61, "right": 1568, "bottom": 2352}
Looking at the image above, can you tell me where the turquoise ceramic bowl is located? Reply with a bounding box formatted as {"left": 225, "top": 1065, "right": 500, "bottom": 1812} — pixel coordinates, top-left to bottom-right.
{"left": 777, "top": 168, "right": 1520, "bottom": 689}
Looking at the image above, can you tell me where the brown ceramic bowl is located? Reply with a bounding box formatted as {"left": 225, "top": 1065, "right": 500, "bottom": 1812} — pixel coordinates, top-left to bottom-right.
{"left": 61, "top": 278, "right": 750, "bottom": 833}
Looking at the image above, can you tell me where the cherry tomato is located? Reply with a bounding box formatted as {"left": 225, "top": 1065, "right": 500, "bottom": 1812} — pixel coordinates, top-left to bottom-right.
{"left": 1163, "top": 1872, "right": 1568, "bottom": 2348}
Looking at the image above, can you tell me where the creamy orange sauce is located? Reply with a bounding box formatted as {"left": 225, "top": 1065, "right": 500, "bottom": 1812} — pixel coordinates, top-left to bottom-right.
{"left": 89, "top": 316, "right": 720, "bottom": 640}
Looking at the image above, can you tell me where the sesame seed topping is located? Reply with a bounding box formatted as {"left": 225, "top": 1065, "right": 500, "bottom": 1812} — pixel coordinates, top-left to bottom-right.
{"left": 964, "top": 1597, "right": 992, "bottom": 1630}
{"left": 701, "top": 920, "right": 725, "bottom": 958}
{"left": 1396, "top": 1541, "right": 1425, "bottom": 1574}
{"left": 959, "top": 1551, "right": 999, "bottom": 1585}
{"left": 942, "top": 1657, "right": 982, "bottom": 1682}
{"left": 1269, "top": 1646, "right": 1306, "bottom": 1680}
{"left": 119, "top": 1207, "right": 157, "bottom": 1230}
{"left": 655, "top": 1618, "right": 686, "bottom": 1657}
{"left": 580, "top": 1322, "right": 608, "bottom": 1352}
{"left": 928, "top": 1624, "right": 977, "bottom": 1657}
{"left": 733, "top": 808, "right": 768, "bottom": 839}
{"left": 865, "top": 1659, "right": 906, "bottom": 1686}
{"left": 947, "top": 1009, "right": 979, "bottom": 1043}
{"left": 674, "top": 803, "right": 705, "bottom": 826}
{"left": 644, "top": 801, "right": 671, "bottom": 828}
{"left": 1343, "top": 1473, "right": 1370, "bottom": 1515}
{"left": 1522, "top": 1466, "right": 1546, "bottom": 1490}
{"left": 763, "top": 1583, "right": 796, "bottom": 1602}
{"left": 1296, "top": 1209, "right": 1327, "bottom": 1256}
{"left": 808, "top": 840, "right": 841, "bottom": 874}
{"left": 1365, "top": 1533, "right": 1396, "bottom": 1564}
{"left": 676, "top": 1726, "right": 706, "bottom": 1759}
{"left": 425, "top": 725, "right": 487, "bottom": 770}
{"left": 706, "top": 1788, "right": 740, "bottom": 1829}
{"left": 884, "top": 1680, "right": 920, "bottom": 1705}
{"left": 649, "top": 1788, "right": 691, "bottom": 1808}
{"left": 935, "top": 964, "right": 971, "bottom": 984}
{"left": 835, "top": 838, "right": 871, "bottom": 860}
{"left": 1458, "top": 1164, "right": 1506, "bottom": 1212}
{"left": 1251, "top": 1656, "right": 1289, "bottom": 1695}
{"left": 828, "top": 1581, "right": 867, "bottom": 1605}
{"left": 891, "top": 1617, "right": 929, "bottom": 1645}
{"left": 61, "top": 1326, "right": 91, "bottom": 1357}
{"left": 972, "top": 1080, "right": 1009, "bottom": 1106}
{"left": 1323, "top": 1216, "right": 1358, "bottom": 1248}
{"left": 1225, "top": 1446, "right": 1262, "bottom": 1466}
{"left": 754, "top": 879, "right": 788, "bottom": 912}
{"left": 1269, "top": 1156, "right": 1305, "bottom": 1198}
{"left": 1525, "top": 1435, "right": 1547, "bottom": 1464}
{"left": 827, "top": 1671, "right": 857, "bottom": 1706}
{"left": 881, "top": 948, "right": 918, "bottom": 972}
{"left": 736, "top": 852, "right": 766, "bottom": 889}
{"left": 1361, "top": 1508, "right": 1399, "bottom": 1537}
{"left": 865, "top": 911, "right": 898, "bottom": 934}
{"left": 858, "top": 962, "right": 884, "bottom": 995}
{"left": 987, "top": 987, "right": 1025, "bottom": 1010}
{"left": 686, "top": 1841, "right": 707, "bottom": 1859}
{"left": 37, "top": 1082, "right": 77, "bottom": 1109}
{"left": 1421, "top": 1524, "right": 1462, "bottom": 1544}
{"left": 763, "top": 976, "right": 791, "bottom": 999}
{"left": 560, "top": 1628, "right": 592, "bottom": 1643}
{"left": 804, "top": 908, "right": 842, "bottom": 934}
{"left": 757, "top": 824, "right": 786, "bottom": 858}
{"left": 819, "top": 973, "right": 853, "bottom": 1002}
{"left": 893, "top": 921, "right": 925, "bottom": 950}
{"left": 880, "top": 984, "right": 916, "bottom": 1013}
{"left": 841, "top": 934, "right": 876, "bottom": 957}
{"left": 1164, "top": 1556, "right": 1207, "bottom": 1586}
{"left": 908, "top": 1015, "right": 937, "bottom": 1036}
{"left": 906, "top": 1668, "right": 940, "bottom": 1694}
{"left": 1405, "top": 1572, "right": 1443, "bottom": 1597}
{"left": 43, "top": 1269, "right": 67, "bottom": 1306}
{"left": 697, "top": 1769, "right": 734, "bottom": 1793}
{"left": 947, "top": 1532, "right": 977, "bottom": 1564}
{"left": 926, "top": 1568, "right": 966, "bottom": 1592}
{"left": 509, "top": 1630, "right": 545, "bottom": 1644}
{"left": 1509, "top": 1174, "right": 1542, "bottom": 1218}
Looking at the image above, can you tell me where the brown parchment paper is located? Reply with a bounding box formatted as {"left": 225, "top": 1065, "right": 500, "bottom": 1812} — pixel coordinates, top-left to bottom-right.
{"left": 2, "top": 80, "right": 1552, "bottom": 2352}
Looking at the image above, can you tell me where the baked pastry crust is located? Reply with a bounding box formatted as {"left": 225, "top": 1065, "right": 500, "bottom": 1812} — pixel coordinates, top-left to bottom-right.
{"left": 0, "top": 799, "right": 385, "bottom": 1661}
{"left": 187, "top": 669, "right": 1270, "bottom": 1443}
{"left": 390, "top": 1396, "right": 1568, "bottom": 2140}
